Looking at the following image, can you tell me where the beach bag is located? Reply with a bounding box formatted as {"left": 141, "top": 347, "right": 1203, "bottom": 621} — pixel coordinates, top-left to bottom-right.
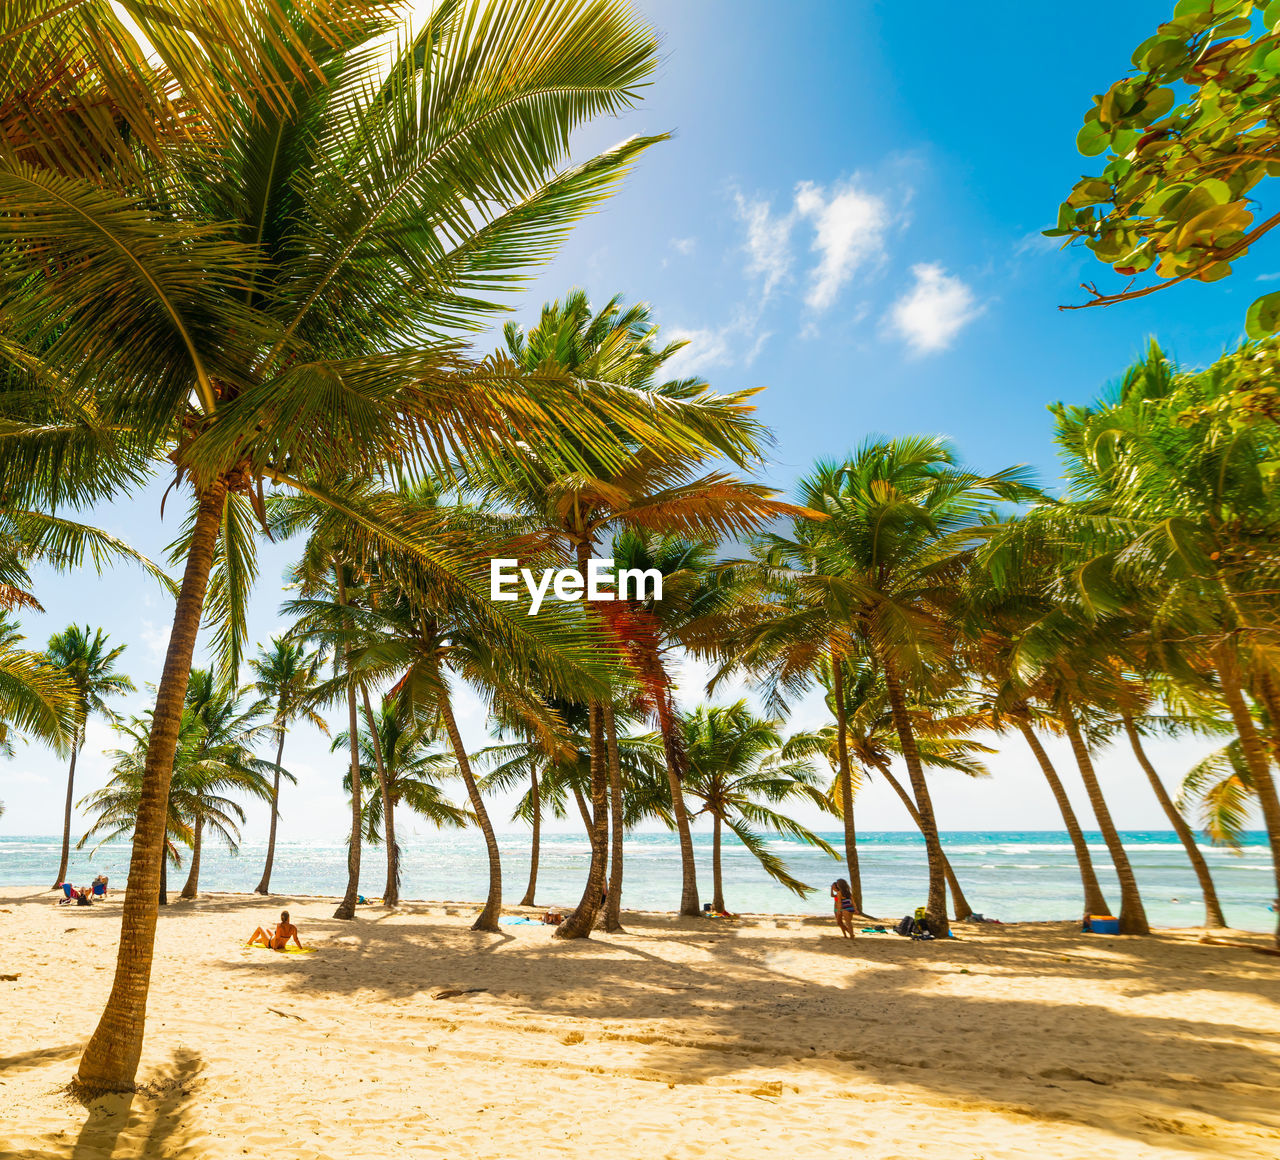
{"left": 894, "top": 915, "right": 917, "bottom": 937}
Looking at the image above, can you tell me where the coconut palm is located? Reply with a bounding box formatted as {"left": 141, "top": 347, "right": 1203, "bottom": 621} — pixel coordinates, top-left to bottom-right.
{"left": 176, "top": 669, "right": 273, "bottom": 898}
{"left": 44, "top": 625, "right": 134, "bottom": 889}
{"left": 1041, "top": 345, "right": 1280, "bottom": 938}
{"left": 332, "top": 694, "right": 471, "bottom": 890}
{"left": 3, "top": 0, "right": 745, "bottom": 1087}
{"left": 248, "top": 637, "right": 327, "bottom": 895}
{"left": 478, "top": 694, "right": 664, "bottom": 913}
{"left": 677, "top": 701, "right": 835, "bottom": 913}
{"left": 724, "top": 439, "right": 1038, "bottom": 938}
{"left": 281, "top": 482, "right": 623, "bottom": 932}
{"left": 0, "top": 613, "right": 76, "bottom": 761}
{"left": 783, "top": 660, "right": 989, "bottom": 920}
{"left": 469, "top": 290, "right": 785, "bottom": 934}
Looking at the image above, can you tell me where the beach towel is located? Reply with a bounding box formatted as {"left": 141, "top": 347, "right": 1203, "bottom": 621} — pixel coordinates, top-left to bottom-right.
{"left": 248, "top": 945, "right": 317, "bottom": 954}
{"left": 499, "top": 916, "right": 538, "bottom": 925}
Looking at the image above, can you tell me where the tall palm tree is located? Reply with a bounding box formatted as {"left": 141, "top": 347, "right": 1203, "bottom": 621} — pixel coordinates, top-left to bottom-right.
{"left": 176, "top": 669, "right": 273, "bottom": 899}
{"left": 726, "top": 439, "right": 1038, "bottom": 938}
{"left": 333, "top": 694, "right": 472, "bottom": 893}
{"left": 677, "top": 701, "right": 835, "bottom": 914}
{"left": 470, "top": 291, "right": 784, "bottom": 933}
{"left": 248, "top": 637, "right": 327, "bottom": 895}
{"left": 2, "top": 0, "right": 725, "bottom": 1088}
{"left": 44, "top": 625, "right": 134, "bottom": 889}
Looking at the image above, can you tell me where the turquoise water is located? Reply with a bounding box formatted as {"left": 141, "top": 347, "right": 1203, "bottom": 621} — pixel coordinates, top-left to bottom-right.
{"left": 2, "top": 830, "right": 1274, "bottom": 932}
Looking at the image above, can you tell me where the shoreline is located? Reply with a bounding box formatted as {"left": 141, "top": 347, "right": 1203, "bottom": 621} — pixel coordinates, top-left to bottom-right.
{"left": 3, "top": 885, "right": 1278, "bottom": 1158}
{"left": 14, "top": 883, "right": 1271, "bottom": 936}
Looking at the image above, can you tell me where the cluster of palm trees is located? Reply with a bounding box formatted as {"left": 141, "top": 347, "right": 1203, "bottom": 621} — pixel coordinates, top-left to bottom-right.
{"left": 1, "top": 0, "right": 1276, "bottom": 1098}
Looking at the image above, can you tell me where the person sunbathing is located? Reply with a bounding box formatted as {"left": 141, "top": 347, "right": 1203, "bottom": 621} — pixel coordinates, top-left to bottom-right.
{"left": 247, "top": 910, "right": 302, "bottom": 951}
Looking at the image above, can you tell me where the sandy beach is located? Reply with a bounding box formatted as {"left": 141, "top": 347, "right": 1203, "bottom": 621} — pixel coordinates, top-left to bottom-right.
{"left": 2, "top": 886, "right": 1278, "bottom": 1159}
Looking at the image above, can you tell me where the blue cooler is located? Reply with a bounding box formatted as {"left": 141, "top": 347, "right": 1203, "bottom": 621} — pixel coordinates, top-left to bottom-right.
{"left": 1086, "top": 915, "right": 1120, "bottom": 934}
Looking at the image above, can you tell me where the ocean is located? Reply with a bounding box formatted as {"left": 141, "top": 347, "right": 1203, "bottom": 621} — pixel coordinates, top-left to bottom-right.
{"left": 2, "top": 830, "right": 1274, "bottom": 932}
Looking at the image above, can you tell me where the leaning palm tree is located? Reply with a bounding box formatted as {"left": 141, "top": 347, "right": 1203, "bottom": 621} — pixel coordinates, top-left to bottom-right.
{"left": 4, "top": 0, "right": 757, "bottom": 1089}
{"left": 44, "top": 625, "right": 134, "bottom": 889}
{"left": 176, "top": 669, "right": 274, "bottom": 898}
{"left": 1047, "top": 344, "right": 1280, "bottom": 942}
{"left": 470, "top": 291, "right": 785, "bottom": 933}
{"left": 247, "top": 637, "right": 327, "bottom": 895}
{"left": 333, "top": 693, "right": 472, "bottom": 895}
{"left": 677, "top": 701, "right": 836, "bottom": 913}
{"left": 723, "top": 439, "right": 1039, "bottom": 938}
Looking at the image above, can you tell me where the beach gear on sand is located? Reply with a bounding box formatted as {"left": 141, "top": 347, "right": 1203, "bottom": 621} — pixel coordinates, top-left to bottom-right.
{"left": 1084, "top": 915, "right": 1120, "bottom": 934}
{"left": 58, "top": 883, "right": 74, "bottom": 904}
{"left": 248, "top": 944, "right": 316, "bottom": 954}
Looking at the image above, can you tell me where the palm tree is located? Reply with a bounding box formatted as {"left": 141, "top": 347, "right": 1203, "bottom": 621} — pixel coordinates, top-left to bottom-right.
{"left": 726, "top": 439, "right": 1038, "bottom": 938}
{"left": 783, "top": 661, "right": 989, "bottom": 920}
{"left": 470, "top": 291, "right": 784, "bottom": 933}
{"left": 248, "top": 637, "right": 327, "bottom": 895}
{"left": 80, "top": 718, "right": 194, "bottom": 906}
{"left": 0, "top": 613, "right": 76, "bottom": 765}
{"left": 176, "top": 670, "right": 273, "bottom": 899}
{"left": 44, "top": 625, "right": 133, "bottom": 889}
{"left": 332, "top": 694, "right": 471, "bottom": 892}
{"left": 477, "top": 693, "right": 664, "bottom": 914}
{"left": 3, "top": 0, "right": 716, "bottom": 1088}
{"left": 281, "top": 483, "right": 622, "bottom": 932}
{"left": 677, "top": 701, "right": 835, "bottom": 913}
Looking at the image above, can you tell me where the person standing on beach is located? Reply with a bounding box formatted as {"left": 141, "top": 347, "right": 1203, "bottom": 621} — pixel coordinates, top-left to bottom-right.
{"left": 831, "top": 880, "right": 856, "bottom": 938}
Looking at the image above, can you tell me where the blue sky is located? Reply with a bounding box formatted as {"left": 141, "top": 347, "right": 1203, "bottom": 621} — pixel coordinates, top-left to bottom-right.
{"left": 1, "top": 1, "right": 1265, "bottom": 842}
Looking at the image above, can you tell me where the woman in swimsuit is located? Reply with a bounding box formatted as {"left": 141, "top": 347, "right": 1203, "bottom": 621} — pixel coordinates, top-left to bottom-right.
{"left": 830, "top": 879, "right": 857, "bottom": 939}
{"left": 247, "top": 910, "right": 302, "bottom": 951}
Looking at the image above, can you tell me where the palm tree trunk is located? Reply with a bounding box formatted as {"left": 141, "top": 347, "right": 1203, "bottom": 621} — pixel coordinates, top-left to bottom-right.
{"left": 601, "top": 703, "right": 624, "bottom": 932}
{"left": 1060, "top": 703, "right": 1149, "bottom": 935}
{"left": 876, "top": 761, "right": 971, "bottom": 920}
{"left": 439, "top": 683, "right": 501, "bottom": 932}
{"left": 556, "top": 702, "right": 609, "bottom": 939}
{"left": 519, "top": 767, "right": 540, "bottom": 907}
{"left": 1015, "top": 719, "right": 1110, "bottom": 916}
{"left": 180, "top": 819, "right": 201, "bottom": 900}
{"left": 711, "top": 812, "right": 725, "bottom": 913}
{"left": 361, "top": 687, "right": 397, "bottom": 907}
{"left": 571, "top": 784, "right": 593, "bottom": 834}
{"left": 1121, "top": 712, "right": 1226, "bottom": 928}
{"left": 159, "top": 851, "right": 167, "bottom": 907}
{"left": 830, "top": 653, "right": 862, "bottom": 913}
{"left": 77, "top": 477, "right": 225, "bottom": 1092}
{"left": 1214, "top": 643, "right": 1280, "bottom": 946}
{"left": 54, "top": 743, "right": 79, "bottom": 888}
{"left": 254, "top": 728, "right": 286, "bottom": 895}
{"left": 655, "top": 695, "right": 700, "bottom": 916}
{"left": 333, "top": 568, "right": 362, "bottom": 922}
{"left": 880, "top": 656, "right": 949, "bottom": 938}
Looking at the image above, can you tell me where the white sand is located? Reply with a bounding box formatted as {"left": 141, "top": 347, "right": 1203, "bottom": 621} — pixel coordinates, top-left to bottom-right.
{"left": 2, "top": 886, "right": 1278, "bottom": 1159}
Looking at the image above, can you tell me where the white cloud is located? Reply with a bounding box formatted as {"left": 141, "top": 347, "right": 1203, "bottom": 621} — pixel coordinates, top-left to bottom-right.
{"left": 671, "top": 236, "right": 696, "bottom": 255}
{"left": 139, "top": 619, "right": 169, "bottom": 663}
{"left": 735, "top": 194, "right": 793, "bottom": 299}
{"left": 663, "top": 326, "right": 734, "bottom": 379}
{"left": 887, "top": 263, "right": 983, "bottom": 354}
{"left": 794, "top": 180, "right": 890, "bottom": 311}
